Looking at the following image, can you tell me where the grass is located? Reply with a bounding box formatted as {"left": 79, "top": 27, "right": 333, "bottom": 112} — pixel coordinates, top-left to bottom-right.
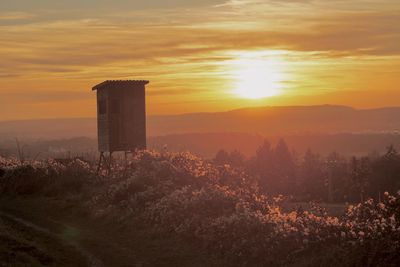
{"left": 0, "top": 196, "right": 221, "bottom": 267}
{"left": 0, "top": 210, "right": 87, "bottom": 267}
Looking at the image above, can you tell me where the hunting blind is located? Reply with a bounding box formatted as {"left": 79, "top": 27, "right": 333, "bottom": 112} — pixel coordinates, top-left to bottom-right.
{"left": 92, "top": 80, "right": 149, "bottom": 155}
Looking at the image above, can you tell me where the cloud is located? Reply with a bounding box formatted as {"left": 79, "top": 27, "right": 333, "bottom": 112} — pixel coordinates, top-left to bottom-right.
{"left": 147, "top": 88, "right": 210, "bottom": 96}
{"left": 0, "top": 0, "right": 227, "bottom": 12}
{"left": 0, "top": 90, "right": 91, "bottom": 103}
{"left": 0, "top": 11, "right": 36, "bottom": 20}
{"left": 0, "top": 0, "right": 399, "bottom": 120}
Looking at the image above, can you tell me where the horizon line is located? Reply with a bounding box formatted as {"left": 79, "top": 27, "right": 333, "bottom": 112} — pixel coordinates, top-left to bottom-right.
{"left": 1, "top": 104, "right": 400, "bottom": 123}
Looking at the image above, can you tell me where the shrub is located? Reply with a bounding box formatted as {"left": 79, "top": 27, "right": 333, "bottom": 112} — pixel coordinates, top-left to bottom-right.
{"left": 0, "top": 157, "right": 92, "bottom": 195}
{"left": 1, "top": 153, "right": 400, "bottom": 266}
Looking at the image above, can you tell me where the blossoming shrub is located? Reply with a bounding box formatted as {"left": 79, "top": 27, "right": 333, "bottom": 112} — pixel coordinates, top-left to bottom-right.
{"left": 0, "top": 157, "right": 93, "bottom": 195}
{"left": 1, "top": 152, "right": 400, "bottom": 266}
{"left": 340, "top": 194, "right": 400, "bottom": 266}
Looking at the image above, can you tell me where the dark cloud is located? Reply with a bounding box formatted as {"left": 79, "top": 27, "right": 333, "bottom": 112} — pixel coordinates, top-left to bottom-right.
{"left": 0, "top": 0, "right": 227, "bottom": 12}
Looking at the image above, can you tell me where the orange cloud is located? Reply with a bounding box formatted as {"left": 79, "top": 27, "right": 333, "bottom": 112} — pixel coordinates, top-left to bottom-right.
{"left": 0, "top": 0, "right": 399, "bottom": 120}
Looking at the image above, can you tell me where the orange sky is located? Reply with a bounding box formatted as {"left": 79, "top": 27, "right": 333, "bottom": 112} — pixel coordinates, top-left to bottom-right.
{"left": 0, "top": 0, "right": 399, "bottom": 120}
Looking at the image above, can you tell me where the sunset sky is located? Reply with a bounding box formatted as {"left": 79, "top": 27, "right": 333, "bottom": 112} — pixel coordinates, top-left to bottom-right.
{"left": 0, "top": 0, "right": 399, "bottom": 120}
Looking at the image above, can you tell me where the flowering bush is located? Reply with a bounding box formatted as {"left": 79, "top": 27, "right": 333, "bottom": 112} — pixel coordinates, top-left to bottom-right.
{"left": 1, "top": 152, "right": 400, "bottom": 266}
{"left": 0, "top": 156, "right": 92, "bottom": 195}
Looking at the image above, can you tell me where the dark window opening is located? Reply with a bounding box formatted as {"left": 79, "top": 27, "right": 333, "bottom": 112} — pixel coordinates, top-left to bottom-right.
{"left": 98, "top": 100, "right": 107, "bottom": 115}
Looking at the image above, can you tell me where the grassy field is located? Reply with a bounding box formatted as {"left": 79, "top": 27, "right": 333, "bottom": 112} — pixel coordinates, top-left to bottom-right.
{"left": 0, "top": 197, "right": 219, "bottom": 267}
{"left": 0, "top": 206, "right": 87, "bottom": 267}
{"left": 0, "top": 197, "right": 349, "bottom": 267}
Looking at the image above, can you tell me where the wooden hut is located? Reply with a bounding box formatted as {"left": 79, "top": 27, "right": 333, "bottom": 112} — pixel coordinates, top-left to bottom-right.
{"left": 92, "top": 80, "right": 149, "bottom": 154}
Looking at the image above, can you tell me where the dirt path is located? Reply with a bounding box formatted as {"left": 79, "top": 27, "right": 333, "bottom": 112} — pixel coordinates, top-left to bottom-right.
{"left": 0, "top": 210, "right": 105, "bottom": 267}
{"left": 0, "top": 197, "right": 219, "bottom": 267}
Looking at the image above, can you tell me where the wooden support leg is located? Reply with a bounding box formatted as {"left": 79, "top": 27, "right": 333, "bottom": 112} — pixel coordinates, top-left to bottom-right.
{"left": 123, "top": 150, "right": 132, "bottom": 177}
{"left": 106, "top": 152, "right": 113, "bottom": 175}
{"left": 96, "top": 152, "right": 104, "bottom": 175}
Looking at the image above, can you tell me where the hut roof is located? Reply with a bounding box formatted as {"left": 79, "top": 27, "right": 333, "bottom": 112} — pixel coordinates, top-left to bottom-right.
{"left": 92, "top": 80, "right": 149, "bottom": 91}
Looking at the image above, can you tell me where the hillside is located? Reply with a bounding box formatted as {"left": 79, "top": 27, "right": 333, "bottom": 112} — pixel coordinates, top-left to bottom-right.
{"left": 1, "top": 153, "right": 400, "bottom": 266}
{"left": 151, "top": 132, "right": 400, "bottom": 158}
{"left": 148, "top": 105, "right": 400, "bottom": 135}
{"left": 1, "top": 105, "right": 400, "bottom": 139}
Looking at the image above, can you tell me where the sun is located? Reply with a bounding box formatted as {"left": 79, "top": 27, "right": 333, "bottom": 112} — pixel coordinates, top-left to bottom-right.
{"left": 230, "top": 51, "right": 286, "bottom": 99}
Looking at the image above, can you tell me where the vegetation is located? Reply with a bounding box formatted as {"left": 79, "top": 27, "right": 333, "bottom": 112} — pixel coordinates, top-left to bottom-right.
{"left": 1, "top": 151, "right": 400, "bottom": 266}
{"left": 215, "top": 140, "right": 400, "bottom": 203}
{"left": 0, "top": 212, "right": 87, "bottom": 267}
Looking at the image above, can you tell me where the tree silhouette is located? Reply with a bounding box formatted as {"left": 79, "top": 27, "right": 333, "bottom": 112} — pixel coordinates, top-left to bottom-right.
{"left": 300, "top": 149, "right": 324, "bottom": 201}
{"left": 274, "top": 139, "right": 296, "bottom": 194}
{"left": 214, "top": 149, "right": 230, "bottom": 165}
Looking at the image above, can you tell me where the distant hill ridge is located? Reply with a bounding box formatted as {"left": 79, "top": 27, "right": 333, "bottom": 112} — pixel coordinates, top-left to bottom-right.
{"left": 1, "top": 105, "right": 400, "bottom": 139}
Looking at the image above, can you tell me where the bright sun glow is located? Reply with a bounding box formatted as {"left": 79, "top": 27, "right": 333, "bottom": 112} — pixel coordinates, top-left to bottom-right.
{"left": 230, "top": 51, "right": 286, "bottom": 99}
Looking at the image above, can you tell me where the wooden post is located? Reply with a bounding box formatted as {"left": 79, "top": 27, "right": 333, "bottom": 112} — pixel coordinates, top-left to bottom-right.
{"left": 107, "top": 152, "right": 113, "bottom": 175}
{"left": 96, "top": 152, "right": 104, "bottom": 175}
{"left": 96, "top": 151, "right": 113, "bottom": 175}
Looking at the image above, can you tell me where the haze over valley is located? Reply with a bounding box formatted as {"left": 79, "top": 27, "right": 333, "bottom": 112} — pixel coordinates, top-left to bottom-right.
{"left": 1, "top": 105, "right": 399, "bottom": 158}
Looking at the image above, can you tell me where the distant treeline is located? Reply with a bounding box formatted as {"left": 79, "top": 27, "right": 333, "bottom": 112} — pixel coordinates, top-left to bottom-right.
{"left": 1, "top": 135, "right": 399, "bottom": 203}
{"left": 1, "top": 132, "right": 400, "bottom": 159}
{"left": 214, "top": 139, "right": 400, "bottom": 203}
